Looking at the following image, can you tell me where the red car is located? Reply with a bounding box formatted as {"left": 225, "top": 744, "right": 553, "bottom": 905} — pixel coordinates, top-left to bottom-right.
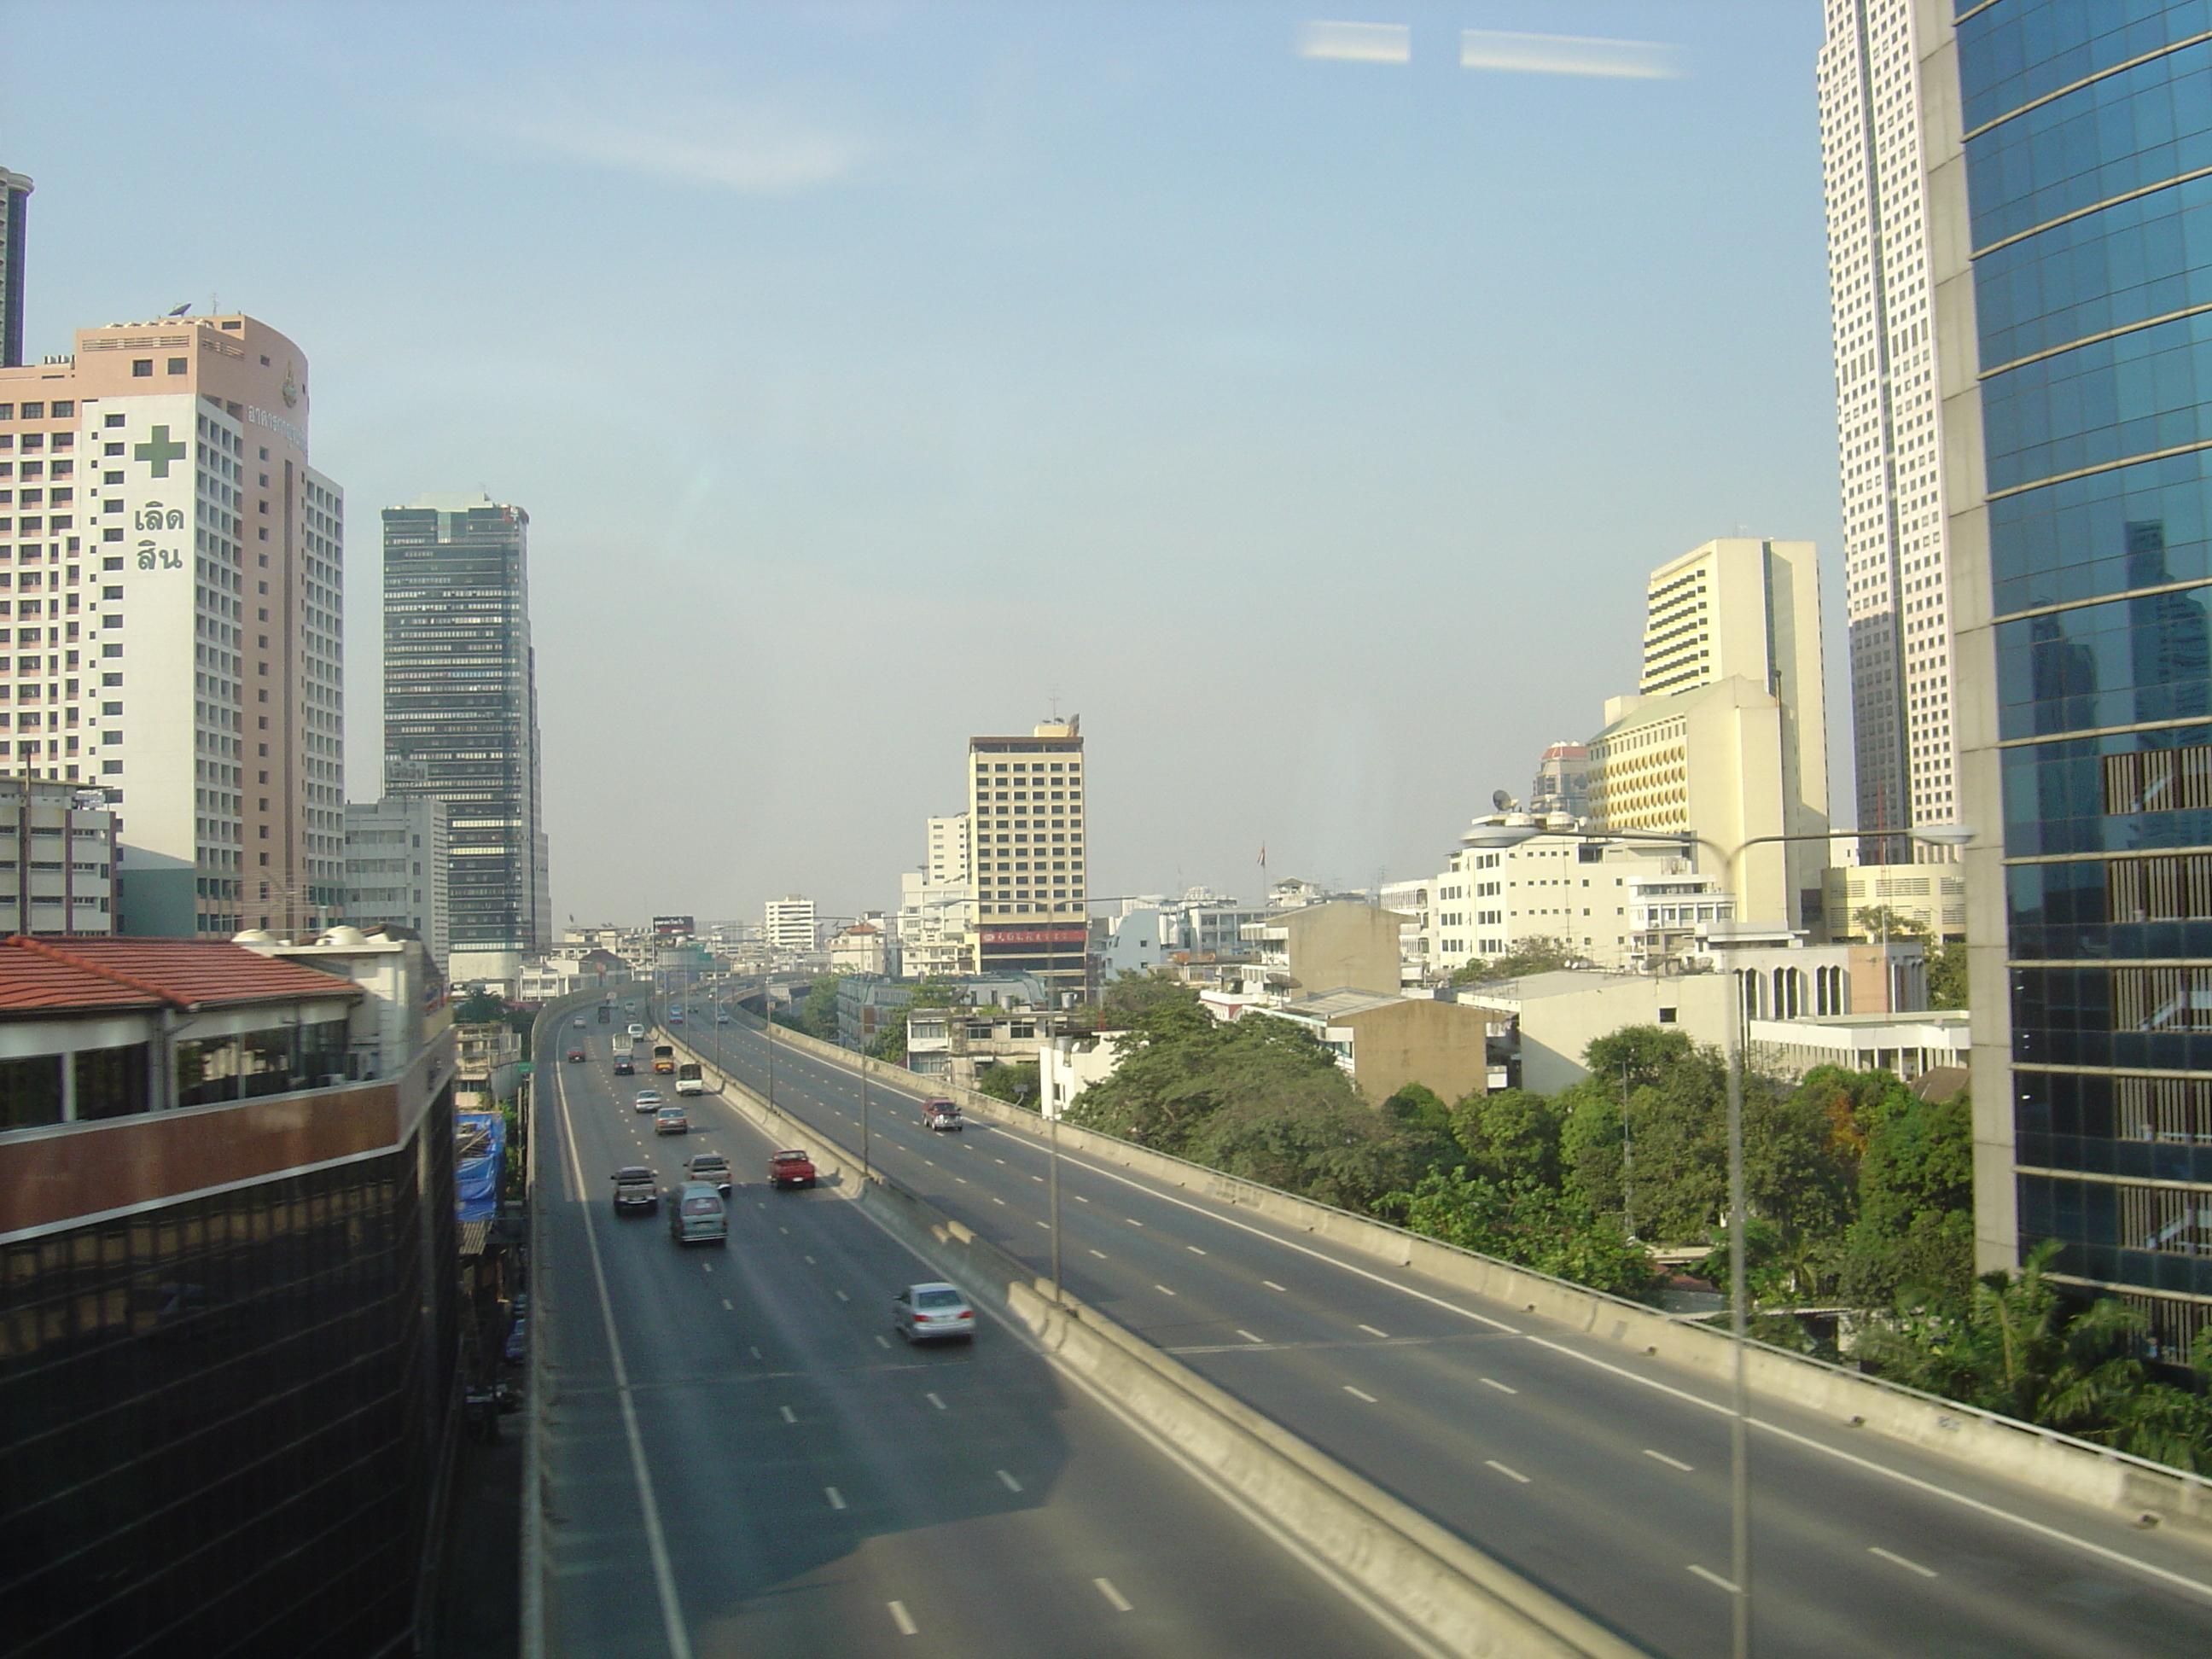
{"left": 768, "top": 1150, "right": 817, "bottom": 1190}
{"left": 565, "top": 1047, "right": 587, "bottom": 1063}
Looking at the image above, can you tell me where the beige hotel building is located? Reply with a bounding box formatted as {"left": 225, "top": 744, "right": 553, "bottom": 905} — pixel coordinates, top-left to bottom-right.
{"left": 967, "top": 718, "right": 1087, "bottom": 1001}
{"left": 0, "top": 314, "right": 345, "bottom": 939}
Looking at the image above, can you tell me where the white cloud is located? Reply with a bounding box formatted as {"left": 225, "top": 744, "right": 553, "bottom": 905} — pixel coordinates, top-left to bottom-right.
{"left": 1461, "top": 30, "right": 1680, "bottom": 80}
{"left": 467, "top": 88, "right": 871, "bottom": 194}
{"left": 1297, "top": 20, "right": 1412, "bottom": 64}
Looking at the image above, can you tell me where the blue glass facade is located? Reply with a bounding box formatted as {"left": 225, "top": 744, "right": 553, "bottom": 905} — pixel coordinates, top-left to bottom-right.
{"left": 1962, "top": 0, "right": 2212, "bottom": 1345}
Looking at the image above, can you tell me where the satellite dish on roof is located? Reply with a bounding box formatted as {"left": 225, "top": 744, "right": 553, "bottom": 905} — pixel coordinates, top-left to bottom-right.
{"left": 1492, "top": 789, "right": 1514, "bottom": 812}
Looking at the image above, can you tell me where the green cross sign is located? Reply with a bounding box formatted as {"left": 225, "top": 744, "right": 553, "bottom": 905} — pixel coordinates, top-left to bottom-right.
{"left": 133, "top": 425, "right": 187, "bottom": 478}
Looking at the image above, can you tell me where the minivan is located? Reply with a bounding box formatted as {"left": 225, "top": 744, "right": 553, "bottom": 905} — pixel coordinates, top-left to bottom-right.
{"left": 668, "top": 1181, "right": 728, "bottom": 1246}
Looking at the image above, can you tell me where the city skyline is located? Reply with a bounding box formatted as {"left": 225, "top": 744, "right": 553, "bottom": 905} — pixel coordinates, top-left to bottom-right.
{"left": 0, "top": 2, "right": 1843, "bottom": 923}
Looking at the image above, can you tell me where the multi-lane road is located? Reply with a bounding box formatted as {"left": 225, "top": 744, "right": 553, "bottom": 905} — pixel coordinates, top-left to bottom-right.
{"left": 663, "top": 995, "right": 2212, "bottom": 1659}
{"left": 534, "top": 1010, "right": 1418, "bottom": 1659}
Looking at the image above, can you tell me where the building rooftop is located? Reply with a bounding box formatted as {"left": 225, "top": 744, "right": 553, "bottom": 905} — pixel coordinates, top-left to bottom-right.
{"left": 0, "top": 936, "right": 360, "bottom": 1017}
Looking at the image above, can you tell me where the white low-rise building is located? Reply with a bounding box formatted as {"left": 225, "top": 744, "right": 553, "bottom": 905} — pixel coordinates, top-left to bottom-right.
{"left": 1041, "top": 1029, "right": 1126, "bottom": 1118}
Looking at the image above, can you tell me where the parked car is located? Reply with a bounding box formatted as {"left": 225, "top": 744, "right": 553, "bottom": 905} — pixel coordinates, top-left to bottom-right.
{"left": 893, "top": 1282, "right": 975, "bottom": 1344}
{"left": 921, "top": 1098, "right": 963, "bottom": 1132}
{"left": 768, "top": 1150, "right": 817, "bottom": 1190}
{"left": 611, "top": 1167, "right": 658, "bottom": 1214}
{"left": 655, "top": 1104, "right": 690, "bottom": 1135}
{"left": 667, "top": 1180, "right": 728, "bottom": 1245}
{"left": 613, "top": 1054, "right": 634, "bottom": 1075}
{"left": 632, "top": 1088, "right": 664, "bottom": 1113}
{"left": 683, "top": 1153, "right": 733, "bottom": 1196}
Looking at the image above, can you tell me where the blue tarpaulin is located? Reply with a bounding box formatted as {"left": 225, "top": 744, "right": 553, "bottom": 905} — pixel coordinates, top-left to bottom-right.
{"left": 457, "top": 1110, "right": 506, "bottom": 1223}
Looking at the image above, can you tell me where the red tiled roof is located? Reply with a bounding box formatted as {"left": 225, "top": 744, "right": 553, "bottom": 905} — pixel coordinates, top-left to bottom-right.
{"left": 0, "top": 936, "right": 362, "bottom": 1015}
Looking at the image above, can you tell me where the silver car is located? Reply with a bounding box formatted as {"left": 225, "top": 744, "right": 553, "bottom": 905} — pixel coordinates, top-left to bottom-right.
{"left": 893, "top": 1282, "right": 975, "bottom": 1344}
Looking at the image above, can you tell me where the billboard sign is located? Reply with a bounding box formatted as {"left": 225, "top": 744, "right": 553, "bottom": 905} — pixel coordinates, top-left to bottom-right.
{"left": 652, "top": 914, "right": 696, "bottom": 939}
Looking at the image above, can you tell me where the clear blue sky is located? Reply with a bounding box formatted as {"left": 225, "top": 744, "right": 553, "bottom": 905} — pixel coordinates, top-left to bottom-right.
{"left": 2, "top": 1, "right": 1840, "bottom": 925}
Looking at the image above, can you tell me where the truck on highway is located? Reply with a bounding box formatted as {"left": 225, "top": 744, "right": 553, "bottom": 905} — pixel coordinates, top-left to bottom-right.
{"left": 676, "top": 1061, "right": 705, "bottom": 1096}
{"left": 652, "top": 1044, "right": 675, "bottom": 1075}
{"left": 768, "top": 1150, "right": 818, "bottom": 1190}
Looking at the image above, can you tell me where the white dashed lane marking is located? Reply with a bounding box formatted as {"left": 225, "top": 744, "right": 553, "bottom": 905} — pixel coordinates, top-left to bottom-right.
{"left": 1643, "top": 1449, "right": 1692, "bottom": 1472}
{"left": 1094, "top": 1578, "right": 1132, "bottom": 1613}
{"left": 1343, "top": 1386, "right": 1378, "bottom": 1404}
{"left": 1481, "top": 1377, "right": 1517, "bottom": 1394}
{"left": 1870, "top": 1546, "right": 1938, "bottom": 1578}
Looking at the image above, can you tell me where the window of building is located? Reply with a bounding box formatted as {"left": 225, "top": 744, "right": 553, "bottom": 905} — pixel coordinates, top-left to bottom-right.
{"left": 166, "top": 358, "right": 188, "bottom": 375}
{"left": 131, "top": 361, "right": 153, "bottom": 378}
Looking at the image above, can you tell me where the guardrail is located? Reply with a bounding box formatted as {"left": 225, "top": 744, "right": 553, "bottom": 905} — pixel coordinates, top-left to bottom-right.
{"left": 666, "top": 1024, "right": 1646, "bottom": 1659}
{"left": 727, "top": 1014, "right": 2212, "bottom": 1541}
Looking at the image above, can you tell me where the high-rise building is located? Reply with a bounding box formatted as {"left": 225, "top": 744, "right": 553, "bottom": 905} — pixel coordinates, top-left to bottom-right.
{"left": 1588, "top": 539, "right": 1831, "bottom": 934}
{"left": 345, "top": 795, "right": 450, "bottom": 965}
{"left": 1527, "top": 740, "right": 1590, "bottom": 818}
{"left": 381, "top": 492, "right": 550, "bottom": 985}
{"left": 1820, "top": 0, "right": 1962, "bottom": 854}
{"left": 926, "top": 811, "right": 970, "bottom": 884}
{"left": 1937, "top": 3, "right": 2212, "bottom": 1356}
{"left": 0, "top": 314, "right": 346, "bottom": 938}
{"left": 0, "top": 776, "right": 116, "bottom": 934}
{"left": 968, "top": 718, "right": 1088, "bottom": 1002}
{"left": 764, "top": 894, "right": 818, "bottom": 952}
{"left": 0, "top": 167, "right": 29, "bottom": 370}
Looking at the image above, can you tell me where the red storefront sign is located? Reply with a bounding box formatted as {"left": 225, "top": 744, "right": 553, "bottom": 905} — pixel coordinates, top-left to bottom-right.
{"left": 980, "top": 927, "right": 1087, "bottom": 947}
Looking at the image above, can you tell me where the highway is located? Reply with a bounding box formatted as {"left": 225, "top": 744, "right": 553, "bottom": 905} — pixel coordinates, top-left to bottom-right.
{"left": 672, "top": 997, "right": 2212, "bottom": 1659}
{"left": 533, "top": 1009, "right": 1417, "bottom": 1659}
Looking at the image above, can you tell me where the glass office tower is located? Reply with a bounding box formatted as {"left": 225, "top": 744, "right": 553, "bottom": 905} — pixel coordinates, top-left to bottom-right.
{"left": 381, "top": 494, "right": 551, "bottom": 981}
{"left": 1954, "top": 1, "right": 2212, "bottom": 1356}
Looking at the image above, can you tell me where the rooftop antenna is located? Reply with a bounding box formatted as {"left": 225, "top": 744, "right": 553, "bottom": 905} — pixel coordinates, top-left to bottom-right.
{"left": 1048, "top": 686, "right": 1062, "bottom": 721}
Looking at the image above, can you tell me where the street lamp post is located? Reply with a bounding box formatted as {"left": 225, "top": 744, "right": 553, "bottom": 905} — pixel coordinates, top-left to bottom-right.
{"left": 1461, "top": 813, "right": 1971, "bottom": 1659}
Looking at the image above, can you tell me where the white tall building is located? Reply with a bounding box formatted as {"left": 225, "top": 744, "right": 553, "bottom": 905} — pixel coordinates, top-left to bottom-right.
{"left": 1588, "top": 539, "right": 1831, "bottom": 935}
{"left": 926, "top": 812, "right": 969, "bottom": 885}
{"left": 0, "top": 314, "right": 346, "bottom": 939}
{"left": 344, "top": 795, "right": 449, "bottom": 966}
{"left": 763, "top": 894, "right": 817, "bottom": 953}
{"left": 1820, "top": 0, "right": 1959, "bottom": 850}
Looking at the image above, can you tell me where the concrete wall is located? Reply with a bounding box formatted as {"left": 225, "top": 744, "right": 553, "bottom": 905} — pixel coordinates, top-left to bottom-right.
{"left": 1343, "top": 998, "right": 1495, "bottom": 1105}
{"left": 1281, "top": 901, "right": 1406, "bottom": 998}
{"left": 732, "top": 1015, "right": 2212, "bottom": 1536}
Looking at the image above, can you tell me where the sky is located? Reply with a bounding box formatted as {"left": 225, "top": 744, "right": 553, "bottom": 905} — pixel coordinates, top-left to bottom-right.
{"left": 0, "top": 0, "right": 1843, "bottom": 928}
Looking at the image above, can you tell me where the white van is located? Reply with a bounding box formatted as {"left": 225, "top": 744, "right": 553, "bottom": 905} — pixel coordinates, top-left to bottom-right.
{"left": 668, "top": 1180, "right": 728, "bottom": 1246}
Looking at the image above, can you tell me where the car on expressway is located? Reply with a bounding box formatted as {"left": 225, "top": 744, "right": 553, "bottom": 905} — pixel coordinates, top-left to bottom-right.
{"left": 632, "top": 1088, "right": 663, "bottom": 1113}
{"left": 767, "top": 1150, "right": 816, "bottom": 1190}
{"left": 892, "top": 1283, "right": 975, "bottom": 1344}
{"left": 654, "top": 1104, "right": 690, "bottom": 1135}
{"left": 626, "top": 1022, "right": 645, "bottom": 1039}
{"left": 921, "top": 1098, "right": 963, "bottom": 1132}
{"left": 612, "top": 1053, "right": 634, "bottom": 1075}
{"left": 565, "top": 1046, "right": 586, "bottom": 1063}
{"left": 571, "top": 1016, "right": 585, "bottom": 1027}
{"left": 667, "top": 1181, "right": 727, "bottom": 1246}
{"left": 683, "top": 1153, "right": 733, "bottom": 1196}
{"left": 610, "top": 1167, "right": 658, "bottom": 1214}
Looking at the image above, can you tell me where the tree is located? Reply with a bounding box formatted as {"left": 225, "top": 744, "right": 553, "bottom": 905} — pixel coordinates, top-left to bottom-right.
{"left": 1100, "top": 969, "right": 1199, "bottom": 1027}
{"left": 1925, "top": 937, "right": 1968, "bottom": 1010}
{"left": 1450, "top": 937, "right": 1580, "bottom": 985}
{"left": 1859, "top": 1241, "right": 2149, "bottom": 1435}
{"left": 1448, "top": 1087, "right": 1563, "bottom": 1187}
{"left": 1386, "top": 1168, "right": 1659, "bottom": 1302}
{"left": 1849, "top": 905, "right": 1930, "bottom": 943}
{"left": 1837, "top": 1074, "right": 1974, "bottom": 1308}
{"left": 454, "top": 990, "right": 506, "bottom": 1025}
{"left": 978, "top": 1060, "right": 1039, "bottom": 1106}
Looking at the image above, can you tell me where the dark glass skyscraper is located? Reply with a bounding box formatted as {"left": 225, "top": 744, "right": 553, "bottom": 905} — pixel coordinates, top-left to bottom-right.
{"left": 381, "top": 494, "right": 550, "bottom": 977}
{"left": 1951, "top": 1, "right": 2212, "bottom": 1357}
